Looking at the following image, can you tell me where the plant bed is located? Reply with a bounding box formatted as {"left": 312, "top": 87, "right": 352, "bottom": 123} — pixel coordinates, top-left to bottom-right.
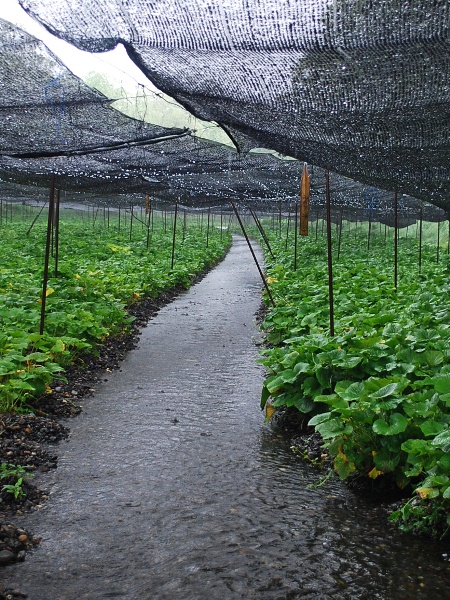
{"left": 0, "top": 229, "right": 231, "bottom": 580}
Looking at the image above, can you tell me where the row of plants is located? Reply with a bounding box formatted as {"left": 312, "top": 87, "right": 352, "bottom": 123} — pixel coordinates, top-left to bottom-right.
{"left": 0, "top": 210, "right": 231, "bottom": 413}
{"left": 258, "top": 222, "right": 450, "bottom": 537}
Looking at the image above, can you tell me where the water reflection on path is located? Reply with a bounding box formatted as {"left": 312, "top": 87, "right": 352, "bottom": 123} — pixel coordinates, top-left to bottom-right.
{"left": 4, "top": 237, "right": 450, "bottom": 599}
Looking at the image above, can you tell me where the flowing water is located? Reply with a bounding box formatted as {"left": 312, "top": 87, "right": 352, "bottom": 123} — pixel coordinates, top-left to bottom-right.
{"left": 4, "top": 237, "right": 450, "bottom": 599}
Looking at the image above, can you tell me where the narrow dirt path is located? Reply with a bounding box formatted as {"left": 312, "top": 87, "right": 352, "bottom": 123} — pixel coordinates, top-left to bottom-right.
{"left": 3, "top": 237, "right": 450, "bottom": 599}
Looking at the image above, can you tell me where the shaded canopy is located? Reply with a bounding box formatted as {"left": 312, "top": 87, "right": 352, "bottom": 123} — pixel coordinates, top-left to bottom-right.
{"left": 0, "top": 1, "right": 449, "bottom": 217}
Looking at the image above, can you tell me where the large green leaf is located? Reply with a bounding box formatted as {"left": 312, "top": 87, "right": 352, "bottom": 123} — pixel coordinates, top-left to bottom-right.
{"left": 314, "top": 417, "right": 353, "bottom": 439}
{"left": 431, "top": 429, "right": 450, "bottom": 451}
{"left": 373, "top": 413, "right": 408, "bottom": 435}
{"left": 369, "top": 382, "right": 401, "bottom": 399}
{"left": 419, "top": 419, "right": 446, "bottom": 437}
{"left": 336, "top": 381, "right": 365, "bottom": 401}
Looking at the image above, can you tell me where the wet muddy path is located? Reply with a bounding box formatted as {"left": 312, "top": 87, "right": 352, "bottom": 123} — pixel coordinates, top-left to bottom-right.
{"left": 4, "top": 237, "right": 450, "bottom": 599}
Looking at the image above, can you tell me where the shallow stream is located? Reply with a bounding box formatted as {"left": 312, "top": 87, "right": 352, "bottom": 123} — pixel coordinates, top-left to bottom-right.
{"left": 4, "top": 237, "right": 450, "bottom": 599}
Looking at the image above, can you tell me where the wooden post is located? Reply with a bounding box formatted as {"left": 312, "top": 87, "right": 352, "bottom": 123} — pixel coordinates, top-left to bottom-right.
{"left": 300, "top": 163, "right": 310, "bottom": 236}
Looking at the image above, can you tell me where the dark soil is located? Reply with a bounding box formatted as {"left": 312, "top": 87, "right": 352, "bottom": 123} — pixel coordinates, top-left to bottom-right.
{"left": 0, "top": 282, "right": 204, "bottom": 597}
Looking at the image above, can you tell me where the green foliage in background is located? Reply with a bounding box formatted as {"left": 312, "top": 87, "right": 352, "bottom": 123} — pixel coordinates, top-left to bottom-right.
{"left": 258, "top": 218, "right": 450, "bottom": 537}
{"left": 0, "top": 208, "right": 230, "bottom": 412}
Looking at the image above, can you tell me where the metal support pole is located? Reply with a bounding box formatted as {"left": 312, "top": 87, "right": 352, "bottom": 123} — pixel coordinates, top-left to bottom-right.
{"left": 39, "top": 174, "right": 56, "bottom": 335}
{"left": 231, "top": 201, "right": 275, "bottom": 307}
{"left": 437, "top": 213, "right": 441, "bottom": 264}
{"left": 206, "top": 207, "right": 210, "bottom": 248}
{"left": 325, "top": 170, "right": 335, "bottom": 336}
{"left": 419, "top": 204, "right": 423, "bottom": 273}
{"left": 337, "top": 207, "right": 344, "bottom": 260}
{"left": 146, "top": 198, "right": 152, "bottom": 249}
{"left": 249, "top": 206, "right": 274, "bottom": 258}
{"left": 26, "top": 202, "right": 47, "bottom": 236}
{"left": 394, "top": 191, "right": 398, "bottom": 290}
{"left": 448, "top": 218, "right": 450, "bottom": 255}
{"left": 171, "top": 202, "right": 178, "bottom": 269}
{"left": 278, "top": 198, "right": 282, "bottom": 237}
{"left": 54, "top": 189, "right": 61, "bottom": 277}
{"left": 285, "top": 204, "right": 291, "bottom": 250}
{"left": 129, "top": 204, "right": 134, "bottom": 241}
{"left": 294, "top": 200, "right": 298, "bottom": 271}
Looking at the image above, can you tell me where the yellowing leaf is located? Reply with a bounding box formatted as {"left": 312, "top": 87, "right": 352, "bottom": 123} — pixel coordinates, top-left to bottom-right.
{"left": 368, "top": 467, "right": 383, "bottom": 479}
{"left": 75, "top": 274, "right": 81, "bottom": 279}
{"left": 45, "top": 288, "right": 54, "bottom": 297}
{"left": 265, "top": 402, "right": 276, "bottom": 421}
{"left": 267, "top": 277, "right": 278, "bottom": 284}
{"left": 334, "top": 451, "right": 356, "bottom": 478}
{"left": 416, "top": 487, "right": 438, "bottom": 499}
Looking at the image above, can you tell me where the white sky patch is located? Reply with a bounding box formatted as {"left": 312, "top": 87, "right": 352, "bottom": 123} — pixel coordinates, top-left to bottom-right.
{"left": 0, "top": 0, "right": 157, "bottom": 90}
{"left": 0, "top": 0, "right": 290, "bottom": 152}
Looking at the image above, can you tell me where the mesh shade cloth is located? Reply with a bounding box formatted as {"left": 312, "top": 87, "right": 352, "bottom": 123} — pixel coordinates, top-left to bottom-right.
{"left": 16, "top": 0, "right": 449, "bottom": 209}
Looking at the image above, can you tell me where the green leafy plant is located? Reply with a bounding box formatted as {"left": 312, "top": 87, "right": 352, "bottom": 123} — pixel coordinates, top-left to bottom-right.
{"left": 2, "top": 477, "right": 26, "bottom": 500}
{"left": 0, "top": 211, "right": 231, "bottom": 411}
{"left": 0, "top": 463, "right": 33, "bottom": 500}
{"left": 256, "top": 219, "right": 450, "bottom": 536}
